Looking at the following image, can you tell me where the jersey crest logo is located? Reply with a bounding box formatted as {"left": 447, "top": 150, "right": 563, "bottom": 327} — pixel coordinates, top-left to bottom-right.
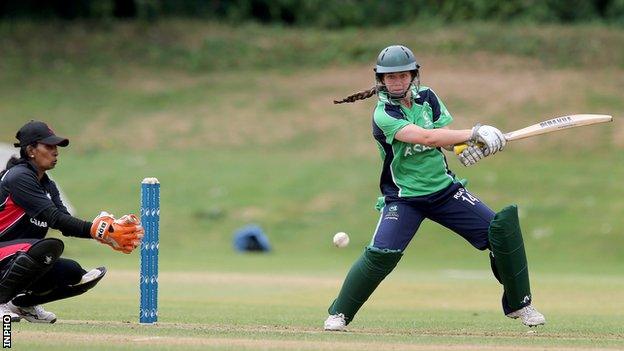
{"left": 421, "top": 109, "right": 434, "bottom": 128}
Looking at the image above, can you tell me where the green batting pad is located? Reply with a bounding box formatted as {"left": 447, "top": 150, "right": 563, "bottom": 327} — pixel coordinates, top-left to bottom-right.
{"left": 328, "top": 246, "right": 402, "bottom": 324}
{"left": 489, "top": 205, "right": 531, "bottom": 310}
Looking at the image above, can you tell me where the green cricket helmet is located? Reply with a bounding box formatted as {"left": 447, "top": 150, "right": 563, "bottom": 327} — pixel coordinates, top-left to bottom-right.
{"left": 375, "top": 45, "right": 421, "bottom": 99}
{"left": 376, "top": 45, "right": 420, "bottom": 73}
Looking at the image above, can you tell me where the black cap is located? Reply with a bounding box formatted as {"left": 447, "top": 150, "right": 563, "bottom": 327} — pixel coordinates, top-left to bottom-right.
{"left": 14, "top": 120, "right": 70, "bottom": 148}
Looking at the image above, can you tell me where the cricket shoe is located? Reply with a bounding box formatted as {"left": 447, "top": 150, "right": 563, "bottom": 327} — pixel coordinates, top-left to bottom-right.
{"left": 506, "top": 304, "right": 545, "bottom": 327}
{"left": 7, "top": 301, "right": 56, "bottom": 323}
{"left": 324, "top": 313, "right": 347, "bottom": 331}
{"left": 0, "top": 303, "right": 20, "bottom": 322}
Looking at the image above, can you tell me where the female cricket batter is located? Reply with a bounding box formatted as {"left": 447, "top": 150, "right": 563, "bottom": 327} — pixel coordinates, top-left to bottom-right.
{"left": 324, "top": 45, "right": 545, "bottom": 331}
{"left": 0, "top": 120, "right": 144, "bottom": 323}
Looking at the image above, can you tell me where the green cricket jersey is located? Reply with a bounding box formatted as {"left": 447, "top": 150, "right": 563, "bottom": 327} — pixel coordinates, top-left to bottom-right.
{"left": 372, "top": 85, "right": 456, "bottom": 198}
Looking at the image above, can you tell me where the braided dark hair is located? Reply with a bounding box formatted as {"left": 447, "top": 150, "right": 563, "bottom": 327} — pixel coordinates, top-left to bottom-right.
{"left": 333, "top": 86, "right": 377, "bottom": 104}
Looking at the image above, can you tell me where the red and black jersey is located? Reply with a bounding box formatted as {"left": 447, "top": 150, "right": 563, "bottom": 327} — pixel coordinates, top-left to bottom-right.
{"left": 0, "top": 161, "right": 70, "bottom": 241}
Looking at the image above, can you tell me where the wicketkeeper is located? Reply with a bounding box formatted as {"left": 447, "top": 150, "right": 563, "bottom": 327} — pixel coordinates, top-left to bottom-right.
{"left": 0, "top": 120, "right": 144, "bottom": 323}
{"left": 325, "top": 45, "right": 545, "bottom": 331}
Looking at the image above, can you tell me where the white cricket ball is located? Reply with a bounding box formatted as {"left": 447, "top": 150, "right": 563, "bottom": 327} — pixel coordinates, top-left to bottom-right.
{"left": 333, "top": 232, "right": 350, "bottom": 248}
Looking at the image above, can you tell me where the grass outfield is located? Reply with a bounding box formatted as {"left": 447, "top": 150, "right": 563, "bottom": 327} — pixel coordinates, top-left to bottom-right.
{"left": 11, "top": 269, "right": 624, "bottom": 350}
{"left": 45, "top": 148, "right": 624, "bottom": 275}
{"left": 1, "top": 21, "right": 623, "bottom": 350}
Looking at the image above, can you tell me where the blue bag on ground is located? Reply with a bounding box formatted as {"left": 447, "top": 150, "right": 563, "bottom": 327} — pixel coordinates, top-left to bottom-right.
{"left": 233, "top": 225, "right": 271, "bottom": 252}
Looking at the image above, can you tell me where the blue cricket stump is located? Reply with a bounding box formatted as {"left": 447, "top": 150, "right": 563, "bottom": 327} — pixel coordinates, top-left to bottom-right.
{"left": 140, "top": 177, "right": 160, "bottom": 324}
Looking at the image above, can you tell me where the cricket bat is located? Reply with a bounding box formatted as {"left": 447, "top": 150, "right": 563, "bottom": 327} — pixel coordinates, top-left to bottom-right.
{"left": 454, "top": 114, "right": 613, "bottom": 155}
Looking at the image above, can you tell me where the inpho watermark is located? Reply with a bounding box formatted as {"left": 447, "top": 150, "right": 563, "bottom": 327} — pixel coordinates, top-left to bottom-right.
{"left": 2, "top": 315, "right": 11, "bottom": 348}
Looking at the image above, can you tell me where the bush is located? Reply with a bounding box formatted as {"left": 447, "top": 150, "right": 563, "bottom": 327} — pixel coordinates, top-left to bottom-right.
{"left": 1, "top": 0, "right": 621, "bottom": 27}
{"left": 606, "top": 0, "right": 624, "bottom": 23}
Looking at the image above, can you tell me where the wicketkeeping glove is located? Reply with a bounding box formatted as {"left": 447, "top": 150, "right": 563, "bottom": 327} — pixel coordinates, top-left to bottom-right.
{"left": 90, "top": 212, "right": 144, "bottom": 254}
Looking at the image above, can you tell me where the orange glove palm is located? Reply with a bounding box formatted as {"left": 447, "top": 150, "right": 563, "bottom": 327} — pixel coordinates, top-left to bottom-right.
{"left": 90, "top": 212, "right": 144, "bottom": 254}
